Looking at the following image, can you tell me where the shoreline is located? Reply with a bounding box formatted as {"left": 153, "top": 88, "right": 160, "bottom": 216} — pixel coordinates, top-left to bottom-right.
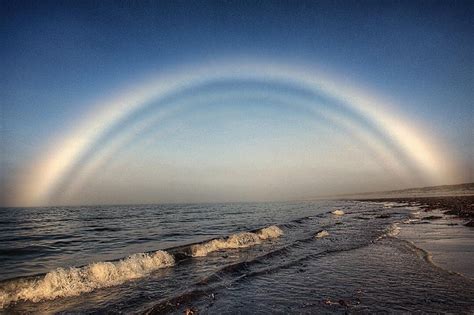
{"left": 356, "top": 195, "right": 474, "bottom": 279}
{"left": 356, "top": 195, "right": 474, "bottom": 223}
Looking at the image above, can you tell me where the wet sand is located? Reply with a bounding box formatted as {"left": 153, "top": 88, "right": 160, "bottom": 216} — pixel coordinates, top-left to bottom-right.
{"left": 357, "top": 195, "right": 474, "bottom": 279}
{"left": 400, "top": 208, "right": 474, "bottom": 278}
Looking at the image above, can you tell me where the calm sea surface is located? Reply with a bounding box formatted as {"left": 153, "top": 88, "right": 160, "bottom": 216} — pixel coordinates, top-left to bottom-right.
{"left": 0, "top": 200, "right": 473, "bottom": 313}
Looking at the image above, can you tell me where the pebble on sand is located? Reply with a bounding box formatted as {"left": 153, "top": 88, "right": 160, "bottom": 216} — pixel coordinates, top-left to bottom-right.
{"left": 184, "top": 307, "right": 198, "bottom": 315}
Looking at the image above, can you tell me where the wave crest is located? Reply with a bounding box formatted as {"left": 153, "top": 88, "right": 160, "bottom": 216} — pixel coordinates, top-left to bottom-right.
{"left": 256, "top": 225, "right": 284, "bottom": 240}
{"left": 331, "top": 209, "right": 344, "bottom": 216}
{"left": 0, "top": 226, "right": 283, "bottom": 307}
{"left": 191, "top": 225, "right": 283, "bottom": 257}
{"left": 0, "top": 250, "right": 174, "bottom": 308}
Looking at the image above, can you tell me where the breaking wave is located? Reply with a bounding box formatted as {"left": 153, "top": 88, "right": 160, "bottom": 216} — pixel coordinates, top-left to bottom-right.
{"left": 190, "top": 225, "right": 283, "bottom": 257}
{"left": 0, "top": 225, "right": 283, "bottom": 308}
{"left": 331, "top": 209, "right": 344, "bottom": 216}
{"left": 0, "top": 250, "right": 174, "bottom": 308}
{"left": 256, "top": 225, "right": 284, "bottom": 240}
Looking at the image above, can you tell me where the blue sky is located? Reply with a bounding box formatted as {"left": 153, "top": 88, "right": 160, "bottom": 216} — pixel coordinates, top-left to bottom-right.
{"left": 1, "top": 0, "right": 472, "bottom": 206}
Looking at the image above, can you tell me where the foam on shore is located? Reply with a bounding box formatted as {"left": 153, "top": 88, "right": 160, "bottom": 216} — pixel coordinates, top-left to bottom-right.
{"left": 386, "top": 223, "right": 401, "bottom": 237}
{"left": 315, "top": 230, "right": 330, "bottom": 238}
{"left": 0, "top": 250, "right": 174, "bottom": 308}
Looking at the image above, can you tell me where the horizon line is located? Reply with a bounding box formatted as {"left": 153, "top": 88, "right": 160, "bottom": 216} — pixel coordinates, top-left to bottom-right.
{"left": 2, "top": 181, "right": 472, "bottom": 209}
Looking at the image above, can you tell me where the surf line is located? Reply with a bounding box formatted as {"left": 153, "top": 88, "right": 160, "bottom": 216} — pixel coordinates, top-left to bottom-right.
{"left": 0, "top": 225, "right": 283, "bottom": 308}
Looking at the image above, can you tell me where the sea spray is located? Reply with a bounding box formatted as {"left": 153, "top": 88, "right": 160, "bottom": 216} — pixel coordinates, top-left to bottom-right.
{"left": 315, "top": 230, "right": 329, "bottom": 238}
{"left": 0, "top": 250, "right": 174, "bottom": 308}
{"left": 0, "top": 225, "right": 284, "bottom": 307}
{"left": 191, "top": 225, "right": 283, "bottom": 257}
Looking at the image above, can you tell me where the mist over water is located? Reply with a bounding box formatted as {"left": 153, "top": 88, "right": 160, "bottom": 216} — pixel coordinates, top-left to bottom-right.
{"left": 1, "top": 200, "right": 473, "bottom": 313}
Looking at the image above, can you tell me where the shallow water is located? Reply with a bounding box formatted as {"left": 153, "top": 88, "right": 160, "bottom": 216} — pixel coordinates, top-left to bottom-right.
{"left": 399, "top": 208, "right": 474, "bottom": 279}
{"left": 0, "top": 200, "right": 473, "bottom": 313}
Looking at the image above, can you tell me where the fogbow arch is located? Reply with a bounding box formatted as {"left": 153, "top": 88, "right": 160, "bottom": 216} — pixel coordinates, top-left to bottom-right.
{"left": 19, "top": 60, "right": 450, "bottom": 206}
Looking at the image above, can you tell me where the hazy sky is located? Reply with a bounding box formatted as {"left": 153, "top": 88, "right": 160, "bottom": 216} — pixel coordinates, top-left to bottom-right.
{"left": 1, "top": 0, "right": 473, "bottom": 206}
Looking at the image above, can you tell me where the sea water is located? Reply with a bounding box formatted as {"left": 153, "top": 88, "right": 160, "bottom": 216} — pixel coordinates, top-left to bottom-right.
{"left": 0, "top": 200, "right": 473, "bottom": 313}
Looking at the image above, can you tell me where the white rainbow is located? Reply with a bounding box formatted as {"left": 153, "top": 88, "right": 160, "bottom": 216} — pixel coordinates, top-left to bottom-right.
{"left": 16, "top": 59, "right": 453, "bottom": 206}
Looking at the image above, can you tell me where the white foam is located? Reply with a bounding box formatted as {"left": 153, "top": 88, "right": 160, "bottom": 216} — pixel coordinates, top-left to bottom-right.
{"left": 315, "top": 230, "right": 329, "bottom": 238}
{"left": 0, "top": 250, "right": 174, "bottom": 308}
{"left": 403, "top": 218, "right": 420, "bottom": 224}
{"left": 256, "top": 225, "right": 284, "bottom": 240}
{"left": 387, "top": 223, "right": 401, "bottom": 237}
{"left": 376, "top": 223, "right": 401, "bottom": 241}
{"left": 331, "top": 209, "right": 344, "bottom": 216}
{"left": 190, "top": 225, "right": 283, "bottom": 257}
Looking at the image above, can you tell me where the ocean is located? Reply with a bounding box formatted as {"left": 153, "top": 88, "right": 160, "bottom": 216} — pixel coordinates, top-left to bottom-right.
{"left": 1, "top": 200, "right": 473, "bottom": 313}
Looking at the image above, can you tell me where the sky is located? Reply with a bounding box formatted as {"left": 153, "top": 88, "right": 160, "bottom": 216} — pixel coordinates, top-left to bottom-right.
{"left": 1, "top": 0, "right": 473, "bottom": 207}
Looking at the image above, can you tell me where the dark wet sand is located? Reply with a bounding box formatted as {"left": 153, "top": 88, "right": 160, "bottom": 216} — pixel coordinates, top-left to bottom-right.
{"left": 357, "top": 195, "right": 474, "bottom": 220}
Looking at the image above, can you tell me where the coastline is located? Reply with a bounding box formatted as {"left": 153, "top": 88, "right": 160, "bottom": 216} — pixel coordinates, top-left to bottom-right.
{"left": 1, "top": 198, "right": 473, "bottom": 313}
{"left": 357, "top": 195, "right": 474, "bottom": 279}
{"left": 358, "top": 195, "right": 474, "bottom": 223}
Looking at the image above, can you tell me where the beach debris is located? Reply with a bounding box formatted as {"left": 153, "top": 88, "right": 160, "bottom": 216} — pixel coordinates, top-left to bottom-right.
{"left": 331, "top": 209, "right": 344, "bottom": 216}
{"left": 315, "top": 230, "right": 329, "bottom": 238}
{"left": 323, "top": 299, "right": 338, "bottom": 305}
{"left": 184, "top": 307, "right": 198, "bottom": 315}
{"left": 376, "top": 213, "right": 391, "bottom": 219}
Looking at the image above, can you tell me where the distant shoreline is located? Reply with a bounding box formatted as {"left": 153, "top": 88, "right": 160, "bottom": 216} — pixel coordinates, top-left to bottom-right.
{"left": 357, "top": 195, "right": 474, "bottom": 221}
